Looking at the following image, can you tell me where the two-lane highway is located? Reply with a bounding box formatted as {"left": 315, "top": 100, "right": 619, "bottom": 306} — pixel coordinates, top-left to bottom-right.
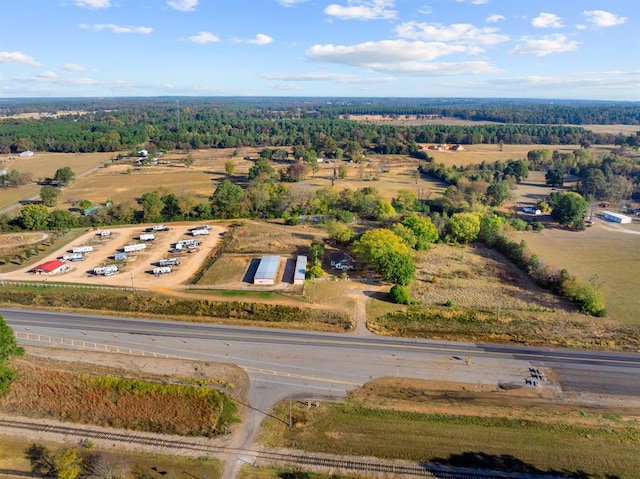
{"left": 3, "top": 308, "right": 640, "bottom": 406}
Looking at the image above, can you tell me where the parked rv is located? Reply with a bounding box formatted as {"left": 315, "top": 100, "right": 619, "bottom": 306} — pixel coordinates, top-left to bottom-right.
{"left": 139, "top": 233, "right": 155, "bottom": 241}
{"left": 72, "top": 246, "right": 93, "bottom": 254}
{"left": 152, "top": 266, "right": 172, "bottom": 275}
{"left": 93, "top": 265, "right": 118, "bottom": 276}
{"left": 62, "top": 253, "right": 85, "bottom": 262}
{"left": 123, "top": 243, "right": 146, "bottom": 253}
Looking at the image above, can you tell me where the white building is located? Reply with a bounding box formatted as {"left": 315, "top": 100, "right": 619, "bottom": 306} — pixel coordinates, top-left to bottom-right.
{"left": 602, "top": 211, "right": 632, "bottom": 224}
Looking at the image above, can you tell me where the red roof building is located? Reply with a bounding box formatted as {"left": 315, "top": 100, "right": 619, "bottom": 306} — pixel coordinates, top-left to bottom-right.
{"left": 31, "top": 260, "right": 67, "bottom": 274}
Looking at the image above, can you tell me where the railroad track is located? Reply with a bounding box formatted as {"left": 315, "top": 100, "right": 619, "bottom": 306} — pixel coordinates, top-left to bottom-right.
{"left": 0, "top": 418, "right": 550, "bottom": 478}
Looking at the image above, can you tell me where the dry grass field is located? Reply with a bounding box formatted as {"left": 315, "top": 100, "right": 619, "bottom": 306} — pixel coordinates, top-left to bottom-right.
{"left": 259, "top": 379, "right": 640, "bottom": 479}
{"left": 510, "top": 221, "right": 640, "bottom": 325}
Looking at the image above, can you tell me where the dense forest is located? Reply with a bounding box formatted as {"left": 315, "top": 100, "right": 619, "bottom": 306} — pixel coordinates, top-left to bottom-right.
{"left": 1, "top": 98, "right": 639, "bottom": 155}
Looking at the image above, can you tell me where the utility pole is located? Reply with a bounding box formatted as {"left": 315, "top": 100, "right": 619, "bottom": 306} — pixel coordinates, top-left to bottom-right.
{"left": 289, "top": 394, "right": 292, "bottom": 428}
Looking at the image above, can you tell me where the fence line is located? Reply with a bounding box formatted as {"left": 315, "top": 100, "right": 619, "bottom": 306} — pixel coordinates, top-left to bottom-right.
{"left": 1, "top": 280, "right": 145, "bottom": 292}
{"left": 14, "top": 331, "right": 175, "bottom": 358}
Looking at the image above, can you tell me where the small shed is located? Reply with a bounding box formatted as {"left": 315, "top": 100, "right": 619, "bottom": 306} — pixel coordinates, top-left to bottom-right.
{"left": 603, "top": 211, "right": 632, "bottom": 224}
{"left": 31, "top": 260, "right": 67, "bottom": 275}
{"left": 294, "top": 255, "right": 307, "bottom": 285}
{"left": 254, "top": 255, "right": 281, "bottom": 285}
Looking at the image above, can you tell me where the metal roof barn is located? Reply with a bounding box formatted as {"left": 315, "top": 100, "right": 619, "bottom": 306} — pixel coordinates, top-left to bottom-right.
{"left": 602, "top": 210, "right": 632, "bottom": 224}
{"left": 294, "top": 255, "right": 307, "bottom": 285}
{"left": 254, "top": 255, "right": 281, "bottom": 285}
{"left": 31, "top": 260, "right": 66, "bottom": 274}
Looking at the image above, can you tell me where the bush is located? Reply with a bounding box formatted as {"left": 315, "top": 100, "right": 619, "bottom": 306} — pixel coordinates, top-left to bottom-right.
{"left": 389, "top": 284, "right": 410, "bottom": 304}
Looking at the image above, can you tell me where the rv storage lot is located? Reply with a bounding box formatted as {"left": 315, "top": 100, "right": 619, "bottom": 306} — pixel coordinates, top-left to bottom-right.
{"left": 3, "top": 223, "right": 226, "bottom": 290}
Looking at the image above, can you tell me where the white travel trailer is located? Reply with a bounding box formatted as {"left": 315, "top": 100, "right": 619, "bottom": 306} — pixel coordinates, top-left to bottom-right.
{"left": 123, "top": 243, "right": 147, "bottom": 253}
{"left": 72, "top": 246, "right": 93, "bottom": 254}
{"left": 152, "top": 266, "right": 172, "bottom": 275}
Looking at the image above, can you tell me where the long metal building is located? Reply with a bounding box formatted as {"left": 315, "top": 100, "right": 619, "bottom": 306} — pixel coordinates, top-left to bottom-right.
{"left": 254, "top": 255, "right": 281, "bottom": 285}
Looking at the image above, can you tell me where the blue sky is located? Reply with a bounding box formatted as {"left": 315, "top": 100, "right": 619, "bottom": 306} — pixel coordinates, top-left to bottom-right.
{"left": 0, "top": 0, "right": 637, "bottom": 100}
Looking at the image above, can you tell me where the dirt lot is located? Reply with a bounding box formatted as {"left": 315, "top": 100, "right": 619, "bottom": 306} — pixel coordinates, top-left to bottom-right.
{"left": 2, "top": 222, "right": 228, "bottom": 291}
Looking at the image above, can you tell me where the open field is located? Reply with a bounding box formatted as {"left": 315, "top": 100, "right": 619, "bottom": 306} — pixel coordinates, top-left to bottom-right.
{"left": 259, "top": 379, "right": 640, "bottom": 479}
{"left": 422, "top": 143, "right": 618, "bottom": 168}
{"left": 0, "top": 151, "right": 110, "bottom": 180}
{"left": 511, "top": 219, "right": 640, "bottom": 325}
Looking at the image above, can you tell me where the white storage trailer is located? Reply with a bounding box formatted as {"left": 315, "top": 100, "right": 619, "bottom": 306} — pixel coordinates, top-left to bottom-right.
{"left": 93, "top": 265, "right": 118, "bottom": 275}
{"left": 158, "top": 258, "right": 180, "bottom": 267}
{"left": 62, "top": 253, "right": 85, "bottom": 262}
{"left": 123, "top": 243, "right": 147, "bottom": 253}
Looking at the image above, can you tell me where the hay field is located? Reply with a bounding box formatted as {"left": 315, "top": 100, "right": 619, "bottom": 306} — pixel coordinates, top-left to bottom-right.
{"left": 0, "top": 151, "right": 110, "bottom": 179}
{"left": 511, "top": 221, "right": 640, "bottom": 324}
{"left": 423, "top": 144, "right": 616, "bottom": 168}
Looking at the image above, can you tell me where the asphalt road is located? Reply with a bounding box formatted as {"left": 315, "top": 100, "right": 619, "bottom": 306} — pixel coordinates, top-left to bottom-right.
{"left": 4, "top": 308, "right": 640, "bottom": 406}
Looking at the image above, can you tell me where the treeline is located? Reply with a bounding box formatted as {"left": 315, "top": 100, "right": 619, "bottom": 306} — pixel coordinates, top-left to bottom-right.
{"left": 1, "top": 100, "right": 638, "bottom": 155}
{"left": 3, "top": 97, "right": 639, "bottom": 125}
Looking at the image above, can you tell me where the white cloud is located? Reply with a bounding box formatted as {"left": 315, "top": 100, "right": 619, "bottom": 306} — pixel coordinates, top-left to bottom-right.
{"left": 262, "top": 72, "right": 393, "bottom": 84}
{"left": 167, "top": 0, "right": 198, "bottom": 12}
{"left": 396, "top": 21, "right": 509, "bottom": 45}
{"left": 583, "top": 10, "right": 627, "bottom": 28}
{"left": 247, "top": 34, "right": 274, "bottom": 45}
{"left": 509, "top": 34, "right": 578, "bottom": 57}
{"left": 532, "top": 12, "right": 563, "bottom": 28}
{"left": 79, "top": 24, "right": 153, "bottom": 34}
{"left": 63, "top": 63, "right": 86, "bottom": 72}
{"left": 471, "top": 0, "right": 488, "bottom": 4}
{"left": 486, "top": 14, "right": 504, "bottom": 23}
{"left": 188, "top": 32, "right": 220, "bottom": 44}
{"left": 277, "top": 0, "right": 309, "bottom": 6}
{"left": 37, "top": 71, "right": 58, "bottom": 79}
{"left": 0, "top": 51, "right": 41, "bottom": 67}
{"left": 74, "top": 0, "right": 111, "bottom": 8}
{"left": 417, "top": 6, "right": 432, "bottom": 15}
{"left": 324, "top": 0, "right": 397, "bottom": 21}
{"left": 307, "top": 40, "right": 467, "bottom": 65}
{"left": 491, "top": 70, "right": 640, "bottom": 95}
{"left": 305, "top": 39, "right": 499, "bottom": 76}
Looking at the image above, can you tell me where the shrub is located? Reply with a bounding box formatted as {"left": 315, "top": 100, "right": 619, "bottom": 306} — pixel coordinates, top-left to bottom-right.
{"left": 389, "top": 284, "right": 410, "bottom": 304}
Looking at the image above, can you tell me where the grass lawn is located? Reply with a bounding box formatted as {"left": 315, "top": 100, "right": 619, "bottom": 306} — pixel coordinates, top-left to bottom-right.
{"left": 259, "top": 400, "right": 640, "bottom": 479}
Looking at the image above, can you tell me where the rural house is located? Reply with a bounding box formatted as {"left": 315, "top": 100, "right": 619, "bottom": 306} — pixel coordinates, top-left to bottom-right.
{"left": 330, "top": 251, "right": 356, "bottom": 270}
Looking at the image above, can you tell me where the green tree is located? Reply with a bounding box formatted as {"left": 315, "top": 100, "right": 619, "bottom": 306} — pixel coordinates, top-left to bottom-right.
{"left": 378, "top": 251, "right": 415, "bottom": 285}
{"left": 389, "top": 284, "right": 410, "bottom": 304}
{"left": 448, "top": 212, "right": 482, "bottom": 243}
{"left": 224, "top": 161, "right": 236, "bottom": 176}
{"left": 248, "top": 157, "right": 274, "bottom": 180}
{"left": 326, "top": 221, "right": 354, "bottom": 244}
{"left": 401, "top": 214, "right": 438, "bottom": 250}
{"left": 181, "top": 156, "right": 195, "bottom": 168}
{"left": 352, "top": 228, "right": 410, "bottom": 267}
{"left": 39, "top": 185, "right": 60, "bottom": 207}
{"left": 545, "top": 168, "right": 564, "bottom": 187}
{"left": 210, "top": 179, "right": 245, "bottom": 218}
{"left": 0, "top": 315, "right": 24, "bottom": 361}
{"left": 139, "top": 192, "right": 164, "bottom": 223}
{"left": 479, "top": 214, "right": 504, "bottom": 246}
{"left": 19, "top": 204, "right": 50, "bottom": 230}
{"left": 78, "top": 199, "right": 92, "bottom": 210}
{"left": 48, "top": 210, "right": 78, "bottom": 230}
{"left": 337, "top": 164, "right": 348, "bottom": 179}
{"left": 373, "top": 199, "right": 396, "bottom": 221}
{"left": 504, "top": 159, "right": 529, "bottom": 183}
{"left": 53, "top": 167, "right": 75, "bottom": 186}
{"left": 550, "top": 192, "right": 589, "bottom": 230}
{"left": 486, "top": 180, "right": 511, "bottom": 206}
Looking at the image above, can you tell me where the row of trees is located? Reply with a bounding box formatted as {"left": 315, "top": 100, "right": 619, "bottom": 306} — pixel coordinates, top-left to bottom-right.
{"left": 2, "top": 101, "right": 638, "bottom": 156}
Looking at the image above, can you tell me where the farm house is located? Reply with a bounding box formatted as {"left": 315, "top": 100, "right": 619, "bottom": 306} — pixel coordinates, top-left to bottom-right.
{"left": 294, "top": 255, "right": 307, "bottom": 285}
{"left": 602, "top": 211, "right": 632, "bottom": 224}
{"left": 254, "top": 255, "right": 281, "bottom": 285}
{"left": 30, "top": 260, "right": 67, "bottom": 275}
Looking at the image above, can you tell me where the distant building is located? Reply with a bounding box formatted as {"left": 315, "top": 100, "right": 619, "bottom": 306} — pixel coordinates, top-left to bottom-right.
{"left": 254, "top": 255, "right": 281, "bottom": 285}
{"left": 31, "top": 260, "right": 67, "bottom": 275}
{"left": 602, "top": 210, "right": 632, "bottom": 224}
{"left": 19, "top": 150, "right": 34, "bottom": 157}
{"left": 137, "top": 149, "right": 149, "bottom": 157}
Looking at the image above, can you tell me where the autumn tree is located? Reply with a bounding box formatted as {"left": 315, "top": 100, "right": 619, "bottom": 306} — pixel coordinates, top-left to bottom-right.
{"left": 352, "top": 228, "right": 410, "bottom": 268}
{"left": 19, "top": 204, "right": 50, "bottom": 230}
{"left": 447, "top": 212, "right": 482, "bottom": 243}
{"left": 401, "top": 214, "right": 438, "bottom": 250}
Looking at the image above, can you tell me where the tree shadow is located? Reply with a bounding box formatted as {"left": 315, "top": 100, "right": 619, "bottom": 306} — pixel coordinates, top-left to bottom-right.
{"left": 423, "top": 452, "right": 617, "bottom": 479}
